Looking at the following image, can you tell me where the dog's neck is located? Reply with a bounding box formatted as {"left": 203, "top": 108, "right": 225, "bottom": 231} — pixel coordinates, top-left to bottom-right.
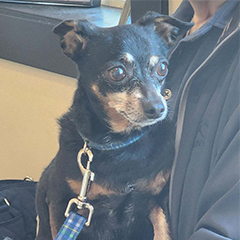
{"left": 77, "top": 126, "right": 151, "bottom": 151}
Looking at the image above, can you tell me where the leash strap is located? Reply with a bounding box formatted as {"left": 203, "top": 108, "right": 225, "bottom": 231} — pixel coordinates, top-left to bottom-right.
{"left": 54, "top": 212, "right": 86, "bottom": 240}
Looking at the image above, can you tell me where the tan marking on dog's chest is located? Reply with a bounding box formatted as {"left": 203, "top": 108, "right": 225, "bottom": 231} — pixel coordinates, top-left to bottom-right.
{"left": 136, "top": 170, "right": 171, "bottom": 195}
{"left": 67, "top": 179, "right": 118, "bottom": 200}
{"left": 150, "top": 207, "right": 171, "bottom": 240}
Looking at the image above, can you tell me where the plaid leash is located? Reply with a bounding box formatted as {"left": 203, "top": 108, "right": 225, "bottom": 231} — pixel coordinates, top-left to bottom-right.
{"left": 54, "top": 212, "right": 86, "bottom": 240}
{"left": 55, "top": 143, "right": 94, "bottom": 240}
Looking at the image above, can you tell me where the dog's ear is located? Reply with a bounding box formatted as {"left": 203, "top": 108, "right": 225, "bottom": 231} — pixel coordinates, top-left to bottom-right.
{"left": 154, "top": 15, "right": 193, "bottom": 46}
{"left": 53, "top": 20, "right": 96, "bottom": 60}
{"left": 137, "top": 12, "right": 193, "bottom": 47}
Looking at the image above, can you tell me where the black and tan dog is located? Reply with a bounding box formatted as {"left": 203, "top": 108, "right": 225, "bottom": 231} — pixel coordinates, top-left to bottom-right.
{"left": 35, "top": 12, "right": 192, "bottom": 240}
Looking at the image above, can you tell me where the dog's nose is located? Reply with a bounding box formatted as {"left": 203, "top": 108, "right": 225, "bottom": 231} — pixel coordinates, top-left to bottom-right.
{"left": 142, "top": 101, "right": 165, "bottom": 119}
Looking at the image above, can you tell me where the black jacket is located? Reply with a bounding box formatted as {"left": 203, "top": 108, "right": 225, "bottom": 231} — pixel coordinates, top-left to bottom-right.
{"left": 167, "top": 0, "right": 240, "bottom": 239}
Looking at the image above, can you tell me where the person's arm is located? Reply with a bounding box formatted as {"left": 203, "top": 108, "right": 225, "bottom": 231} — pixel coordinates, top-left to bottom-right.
{"left": 189, "top": 59, "right": 240, "bottom": 240}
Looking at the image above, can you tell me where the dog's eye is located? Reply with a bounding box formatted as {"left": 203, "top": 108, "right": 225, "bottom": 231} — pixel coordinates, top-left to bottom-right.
{"left": 157, "top": 62, "right": 168, "bottom": 77}
{"left": 108, "top": 67, "right": 126, "bottom": 81}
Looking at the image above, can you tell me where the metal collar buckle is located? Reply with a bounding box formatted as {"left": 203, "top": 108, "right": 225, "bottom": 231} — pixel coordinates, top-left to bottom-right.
{"left": 65, "top": 142, "right": 95, "bottom": 227}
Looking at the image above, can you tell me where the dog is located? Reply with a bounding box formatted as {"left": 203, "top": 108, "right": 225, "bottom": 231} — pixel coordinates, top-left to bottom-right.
{"left": 35, "top": 12, "right": 192, "bottom": 240}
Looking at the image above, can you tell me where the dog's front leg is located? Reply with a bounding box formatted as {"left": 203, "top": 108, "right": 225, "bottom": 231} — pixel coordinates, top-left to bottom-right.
{"left": 35, "top": 201, "right": 52, "bottom": 240}
{"left": 47, "top": 200, "right": 71, "bottom": 239}
{"left": 35, "top": 180, "right": 53, "bottom": 240}
{"left": 150, "top": 206, "right": 171, "bottom": 240}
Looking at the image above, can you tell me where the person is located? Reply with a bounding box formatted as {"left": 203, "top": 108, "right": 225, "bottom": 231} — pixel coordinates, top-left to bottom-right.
{"left": 165, "top": 0, "right": 240, "bottom": 239}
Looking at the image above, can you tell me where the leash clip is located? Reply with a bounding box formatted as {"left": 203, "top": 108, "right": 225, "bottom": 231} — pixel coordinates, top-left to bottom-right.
{"left": 64, "top": 198, "right": 94, "bottom": 227}
{"left": 77, "top": 142, "right": 95, "bottom": 202}
{"left": 65, "top": 142, "right": 95, "bottom": 227}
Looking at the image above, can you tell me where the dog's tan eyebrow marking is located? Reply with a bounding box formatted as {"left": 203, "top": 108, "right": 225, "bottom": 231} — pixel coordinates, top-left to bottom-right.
{"left": 122, "top": 52, "right": 134, "bottom": 64}
{"left": 149, "top": 55, "right": 160, "bottom": 67}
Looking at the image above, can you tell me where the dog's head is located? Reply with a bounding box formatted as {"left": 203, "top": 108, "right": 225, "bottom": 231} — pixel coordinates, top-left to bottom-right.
{"left": 54, "top": 12, "right": 192, "bottom": 134}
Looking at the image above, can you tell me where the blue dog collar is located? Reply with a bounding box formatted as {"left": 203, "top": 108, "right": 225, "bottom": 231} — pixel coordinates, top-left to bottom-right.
{"left": 78, "top": 127, "right": 151, "bottom": 151}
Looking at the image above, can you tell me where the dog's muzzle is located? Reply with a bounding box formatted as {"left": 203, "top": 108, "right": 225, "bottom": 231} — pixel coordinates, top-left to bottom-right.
{"left": 141, "top": 94, "right": 168, "bottom": 121}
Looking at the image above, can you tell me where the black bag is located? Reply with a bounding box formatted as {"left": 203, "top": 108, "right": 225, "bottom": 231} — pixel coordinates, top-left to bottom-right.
{"left": 0, "top": 178, "right": 37, "bottom": 240}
